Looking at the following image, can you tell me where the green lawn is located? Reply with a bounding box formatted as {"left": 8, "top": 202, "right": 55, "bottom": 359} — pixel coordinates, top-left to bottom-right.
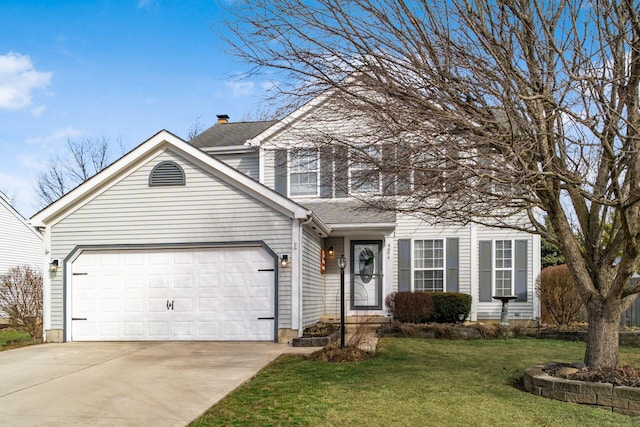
{"left": 191, "top": 338, "right": 640, "bottom": 426}
{"left": 0, "top": 327, "right": 36, "bottom": 350}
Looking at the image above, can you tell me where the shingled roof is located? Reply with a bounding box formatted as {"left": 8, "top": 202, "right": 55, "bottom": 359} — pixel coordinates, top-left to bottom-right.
{"left": 189, "top": 120, "right": 277, "bottom": 149}
{"left": 301, "top": 201, "right": 396, "bottom": 225}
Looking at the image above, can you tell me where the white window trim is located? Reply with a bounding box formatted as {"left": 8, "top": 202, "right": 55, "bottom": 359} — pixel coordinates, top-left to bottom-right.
{"left": 411, "top": 238, "right": 446, "bottom": 292}
{"left": 288, "top": 148, "right": 320, "bottom": 197}
{"left": 493, "top": 239, "right": 515, "bottom": 296}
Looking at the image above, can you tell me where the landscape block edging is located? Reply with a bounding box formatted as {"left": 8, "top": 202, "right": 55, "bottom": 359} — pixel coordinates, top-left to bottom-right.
{"left": 524, "top": 363, "right": 640, "bottom": 416}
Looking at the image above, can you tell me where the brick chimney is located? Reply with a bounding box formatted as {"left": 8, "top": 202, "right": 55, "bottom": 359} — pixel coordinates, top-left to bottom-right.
{"left": 216, "top": 114, "right": 229, "bottom": 124}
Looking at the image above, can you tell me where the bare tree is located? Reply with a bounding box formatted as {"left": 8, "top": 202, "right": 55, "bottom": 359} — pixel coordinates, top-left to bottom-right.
{"left": 36, "top": 137, "right": 123, "bottom": 207}
{"left": 0, "top": 266, "right": 43, "bottom": 340}
{"left": 224, "top": 0, "right": 640, "bottom": 369}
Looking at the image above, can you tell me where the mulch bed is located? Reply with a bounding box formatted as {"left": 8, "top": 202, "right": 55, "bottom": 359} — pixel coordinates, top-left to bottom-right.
{"left": 307, "top": 344, "right": 374, "bottom": 363}
{"left": 545, "top": 364, "right": 640, "bottom": 387}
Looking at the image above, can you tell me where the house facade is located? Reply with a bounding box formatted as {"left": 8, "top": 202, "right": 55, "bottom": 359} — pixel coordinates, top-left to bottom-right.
{"left": 0, "top": 192, "right": 43, "bottom": 275}
{"left": 32, "top": 102, "right": 540, "bottom": 344}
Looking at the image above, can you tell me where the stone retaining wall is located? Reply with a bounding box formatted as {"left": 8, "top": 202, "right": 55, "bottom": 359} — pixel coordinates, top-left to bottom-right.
{"left": 524, "top": 363, "right": 640, "bottom": 416}
{"left": 535, "top": 330, "right": 640, "bottom": 347}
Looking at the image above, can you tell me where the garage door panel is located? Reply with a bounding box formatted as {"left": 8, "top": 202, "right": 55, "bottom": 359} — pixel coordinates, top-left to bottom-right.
{"left": 71, "top": 247, "right": 275, "bottom": 341}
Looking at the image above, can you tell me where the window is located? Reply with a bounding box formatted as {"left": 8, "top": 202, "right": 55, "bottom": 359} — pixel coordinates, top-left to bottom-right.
{"left": 289, "top": 149, "right": 318, "bottom": 196}
{"left": 413, "top": 239, "right": 444, "bottom": 292}
{"left": 494, "top": 240, "right": 513, "bottom": 296}
{"left": 350, "top": 146, "right": 381, "bottom": 193}
{"left": 149, "top": 161, "right": 185, "bottom": 186}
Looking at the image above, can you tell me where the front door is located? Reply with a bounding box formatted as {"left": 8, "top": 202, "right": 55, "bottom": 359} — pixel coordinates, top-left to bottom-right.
{"left": 351, "top": 240, "right": 383, "bottom": 310}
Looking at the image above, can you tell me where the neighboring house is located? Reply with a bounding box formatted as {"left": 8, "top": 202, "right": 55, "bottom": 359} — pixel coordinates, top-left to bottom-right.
{"left": 0, "top": 192, "right": 43, "bottom": 276}
{"left": 32, "top": 101, "right": 540, "bottom": 344}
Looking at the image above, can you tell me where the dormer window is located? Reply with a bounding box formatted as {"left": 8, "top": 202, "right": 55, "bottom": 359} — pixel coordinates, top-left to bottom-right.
{"left": 149, "top": 161, "right": 186, "bottom": 187}
{"left": 289, "top": 149, "right": 318, "bottom": 196}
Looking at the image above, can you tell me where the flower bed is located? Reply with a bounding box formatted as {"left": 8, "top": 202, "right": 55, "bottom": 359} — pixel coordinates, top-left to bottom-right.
{"left": 524, "top": 362, "right": 640, "bottom": 416}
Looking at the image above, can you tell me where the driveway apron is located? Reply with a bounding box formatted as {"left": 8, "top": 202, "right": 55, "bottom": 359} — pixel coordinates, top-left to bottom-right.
{"left": 0, "top": 342, "right": 307, "bottom": 426}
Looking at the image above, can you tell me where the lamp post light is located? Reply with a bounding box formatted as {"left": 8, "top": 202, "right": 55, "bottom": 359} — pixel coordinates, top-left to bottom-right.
{"left": 337, "top": 254, "right": 347, "bottom": 349}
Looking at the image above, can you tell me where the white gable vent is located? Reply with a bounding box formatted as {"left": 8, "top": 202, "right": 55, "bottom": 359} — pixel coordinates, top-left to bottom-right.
{"left": 149, "top": 161, "right": 186, "bottom": 186}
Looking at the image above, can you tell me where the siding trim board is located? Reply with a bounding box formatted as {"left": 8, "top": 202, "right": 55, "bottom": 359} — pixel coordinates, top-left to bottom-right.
{"left": 62, "top": 241, "right": 280, "bottom": 343}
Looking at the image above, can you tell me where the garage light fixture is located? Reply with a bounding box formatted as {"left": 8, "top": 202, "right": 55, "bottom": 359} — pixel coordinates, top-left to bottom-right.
{"left": 328, "top": 245, "right": 335, "bottom": 256}
{"left": 280, "top": 254, "right": 289, "bottom": 268}
{"left": 49, "top": 259, "right": 60, "bottom": 273}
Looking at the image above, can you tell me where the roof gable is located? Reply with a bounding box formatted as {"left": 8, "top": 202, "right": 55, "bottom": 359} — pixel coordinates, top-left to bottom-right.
{"left": 31, "top": 130, "right": 313, "bottom": 228}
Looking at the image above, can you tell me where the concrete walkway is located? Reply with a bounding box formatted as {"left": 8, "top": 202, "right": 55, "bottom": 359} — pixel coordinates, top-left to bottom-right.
{"left": 0, "top": 342, "right": 315, "bottom": 427}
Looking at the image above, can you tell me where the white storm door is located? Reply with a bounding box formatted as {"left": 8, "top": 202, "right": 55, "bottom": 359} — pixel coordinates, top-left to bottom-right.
{"left": 350, "top": 240, "right": 383, "bottom": 310}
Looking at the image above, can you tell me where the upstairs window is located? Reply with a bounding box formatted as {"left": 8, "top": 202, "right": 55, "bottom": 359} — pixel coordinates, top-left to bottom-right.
{"left": 350, "top": 146, "right": 381, "bottom": 193}
{"left": 289, "top": 149, "right": 318, "bottom": 196}
{"left": 149, "top": 161, "right": 185, "bottom": 186}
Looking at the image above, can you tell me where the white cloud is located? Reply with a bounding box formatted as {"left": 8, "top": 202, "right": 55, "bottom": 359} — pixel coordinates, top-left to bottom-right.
{"left": 25, "top": 127, "right": 83, "bottom": 146}
{"left": 226, "top": 80, "right": 254, "bottom": 98}
{"left": 0, "top": 52, "right": 52, "bottom": 110}
{"left": 30, "top": 105, "right": 46, "bottom": 117}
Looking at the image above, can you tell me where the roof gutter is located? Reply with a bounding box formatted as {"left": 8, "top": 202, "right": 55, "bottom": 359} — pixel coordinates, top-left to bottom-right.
{"left": 329, "top": 223, "right": 397, "bottom": 231}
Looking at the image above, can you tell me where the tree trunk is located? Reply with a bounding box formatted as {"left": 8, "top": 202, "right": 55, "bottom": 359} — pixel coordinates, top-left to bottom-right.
{"left": 584, "top": 300, "right": 621, "bottom": 369}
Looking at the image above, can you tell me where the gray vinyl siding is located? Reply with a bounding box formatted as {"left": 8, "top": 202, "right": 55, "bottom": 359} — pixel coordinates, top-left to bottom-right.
{"left": 0, "top": 202, "right": 43, "bottom": 275}
{"left": 302, "top": 229, "right": 324, "bottom": 326}
{"left": 48, "top": 149, "right": 293, "bottom": 330}
{"left": 263, "top": 150, "right": 276, "bottom": 190}
{"left": 211, "top": 152, "right": 259, "bottom": 181}
{"left": 322, "top": 237, "right": 345, "bottom": 317}
{"left": 475, "top": 226, "right": 536, "bottom": 320}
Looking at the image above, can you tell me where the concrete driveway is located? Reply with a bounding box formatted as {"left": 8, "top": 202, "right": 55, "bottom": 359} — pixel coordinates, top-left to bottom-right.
{"left": 0, "top": 342, "right": 313, "bottom": 426}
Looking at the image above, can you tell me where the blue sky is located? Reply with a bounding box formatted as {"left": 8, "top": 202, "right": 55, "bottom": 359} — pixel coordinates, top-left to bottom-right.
{"left": 0, "top": 1, "right": 271, "bottom": 217}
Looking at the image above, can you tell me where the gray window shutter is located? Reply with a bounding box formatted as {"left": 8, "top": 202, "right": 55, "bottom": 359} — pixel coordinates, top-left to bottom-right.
{"left": 398, "top": 239, "right": 411, "bottom": 292}
{"left": 274, "top": 149, "right": 287, "bottom": 196}
{"left": 320, "top": 147, "right": 333, "bottom": 198}
{"left": 515, "top": 240, "right": 528, "bottom": 302}
{"left": 381, "top": 144, "right": 395, "bottom": 195}
{"left": 479, "top": 240, "right": 492, "bottom": 302}
{"left": 334, "top": 146, "right": 349, "bottom": 198}
{"left": 446, "top": 238, "right": 459, "bottom": 292}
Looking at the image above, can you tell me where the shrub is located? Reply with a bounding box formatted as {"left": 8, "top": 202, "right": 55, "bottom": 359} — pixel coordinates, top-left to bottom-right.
{"left": 431, "top": 292, "right": 472, "bottom": 323}
{"left": 384, "top": 292, "right": 396, "bottom": 316}
{"left": 0, "top": 266, "right": 43, "bottom": 340}
{"left": 536, "top": 264, "right": 583, "bottom": 326}
{"left": 393, "top": 291, "right": 433, "bottom": 323}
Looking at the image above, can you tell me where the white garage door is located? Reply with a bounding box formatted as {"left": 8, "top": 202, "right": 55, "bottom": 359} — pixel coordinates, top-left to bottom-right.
{"left": 70, "top": 246, "right": 275, "bottom": 341}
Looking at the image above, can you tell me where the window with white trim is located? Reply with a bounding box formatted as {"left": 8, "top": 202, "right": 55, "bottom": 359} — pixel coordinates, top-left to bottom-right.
{"left": 494, "top": 240, "right": 513, "bottom": 296}
{"left": 350, "top": 146, "right": 381, "bottom": 193}
{"left": 289, "top": 149, "right": 318, "bottom": 196}
{"left": 413, "top": 239, "right": 444, "bottom": 292}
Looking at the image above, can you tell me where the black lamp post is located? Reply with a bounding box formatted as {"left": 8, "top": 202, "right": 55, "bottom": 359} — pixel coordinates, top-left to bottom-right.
{"left": 337, "top": 253, "right": 347, "bottom": 349}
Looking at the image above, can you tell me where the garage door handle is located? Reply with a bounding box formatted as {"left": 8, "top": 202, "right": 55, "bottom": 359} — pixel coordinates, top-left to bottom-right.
{"left": 166, "top": 300, "right": 174, "bottom": 310}
{"left": 257, "top": 317, "right": 274, "bottom": 320}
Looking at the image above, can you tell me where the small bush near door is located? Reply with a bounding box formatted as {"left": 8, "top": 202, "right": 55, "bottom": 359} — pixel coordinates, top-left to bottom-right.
{"left": 0, "top": 266, "right": 43, "bottom": 340}
{"left": 431, "top": 293, "right": 472, "bottom": 323}
{"left": 536, "top": 265, "right": 583, "bottom": 326}
{"left": 391, "top": 292, "right": 434, "bottom": 323}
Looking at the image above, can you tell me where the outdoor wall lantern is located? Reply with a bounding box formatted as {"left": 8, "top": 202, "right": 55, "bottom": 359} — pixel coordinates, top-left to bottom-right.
{"left": 280, "top": 254, "right": 289, "bottom": 268}
{"left": 328, "top": 245, "right": 335, "bottom": 256}
{"left": 337, "top": 254, "right": 347, "bottom": 348}
{"left": 49, "top": 259, "right": 60, "bottom": 273}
